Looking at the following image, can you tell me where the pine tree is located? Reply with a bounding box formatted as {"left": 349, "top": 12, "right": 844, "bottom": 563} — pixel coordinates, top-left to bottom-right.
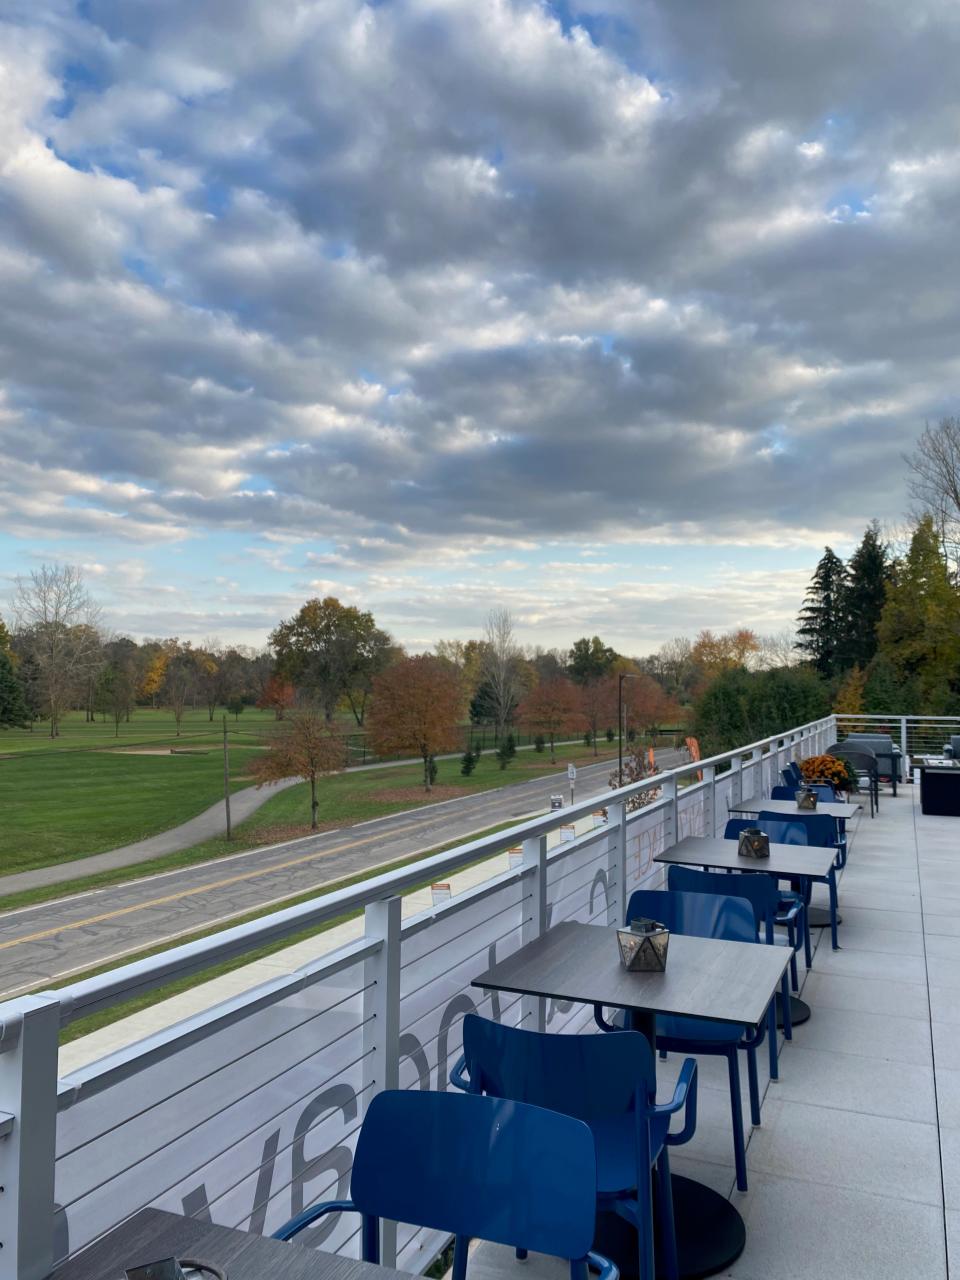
{"left": 877, "top": 515, "right": 960, "bottom": 707}
{"left": 0, "top": 613, "right": 12, "bottom": 656}
{"left": 0, "top": 651, "right": 30, "bottom": 729}
{"left": 17, "top": 652, "right": 43, "bottom": 727}
{"left": 796, "top": 547, "right": 849, "bottom": 677}
{"left": 840, "top": 522, "right": 889, "bottom": 670}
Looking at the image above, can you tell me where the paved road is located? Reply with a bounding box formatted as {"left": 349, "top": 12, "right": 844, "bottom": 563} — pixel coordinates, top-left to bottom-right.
{"left": 0, "top": 736, "right": 595, "bottom": 898}
{"left": 0, "top": 751, "right": 684, "bottom": 1000}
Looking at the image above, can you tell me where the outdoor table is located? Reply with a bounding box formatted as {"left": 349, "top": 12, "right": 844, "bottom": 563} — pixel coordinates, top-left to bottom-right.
{"left": 46, "top": 1207, "right": 415, "bottom": 1280}
{"left": 656, "top": 834, "right": 842, "bottom": 1019}
{"left": 473, "top": 921, "right": 790, "bottom": 1280}
{"left": 728, "top": 797, "right": 859, "bottom": 820}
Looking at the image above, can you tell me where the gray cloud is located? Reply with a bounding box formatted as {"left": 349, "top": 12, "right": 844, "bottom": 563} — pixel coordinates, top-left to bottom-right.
{"left": 1, "top": 0, "right": 957, "bottom": 597}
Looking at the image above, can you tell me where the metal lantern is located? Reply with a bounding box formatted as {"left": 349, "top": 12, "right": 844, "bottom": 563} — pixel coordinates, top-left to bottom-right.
{"left": 617, "top": 918, "right": 670, "bottom": 972}
{"left": 738, "top": 827, "right": 770, "bottom": 859}
{"left": 796, "top": 786, "right": 818, "bottom": 810}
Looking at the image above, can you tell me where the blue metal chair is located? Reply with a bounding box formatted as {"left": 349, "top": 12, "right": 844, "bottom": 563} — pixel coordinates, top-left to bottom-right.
{"left": 781, "top": 762, "right": 803, "bottom": 788}
{"left": 756, "top": 811, "right": 841, "bottom": 950}
{"left": 450, "top": 1014, "right": 697, "bottom": 1280}
{"left": 271, "top": 1089, "right": 619, "bottom": 1280}
{"left": 665, "top": 865, "right": 799, "bottom": 1060}
{"left": 724, "top": 817, "right": 814, "bottom": 970}
{"left": 596, "top": 888, "right": 770, "bottom": 1193}
{"left": 771, "top": 783, "right": 836, "bottom": 804}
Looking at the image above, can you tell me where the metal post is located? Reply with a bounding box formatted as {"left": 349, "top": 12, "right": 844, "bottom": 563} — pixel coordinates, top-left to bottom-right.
{"left": 0, "top": 994, "right": 60, "bottom": 1280}
{"left": 662, "top": 774, "right": 678, "bottom": 847}
{"left": 222, "top": 715, "right": 232, "bottom": 841}
{"left": 521, "top": 836, "right": 547, "bottom": 1031}
{"left": 703, "top": 764, "right": 717, "bottom": 837}
{"left": 731, "top": 754, "right": 743, "bottom": 809}
{"left": 605, "top": 803, "right": 627, "bottom": 927}
{"left": 618, "top": 673, "right": 639, "bottom": 787}
{"left": 900, "top": 716, "right": 909, "bottom": 778}
{"left": 362, "top": 897, "right": 401, "bottom": 1266}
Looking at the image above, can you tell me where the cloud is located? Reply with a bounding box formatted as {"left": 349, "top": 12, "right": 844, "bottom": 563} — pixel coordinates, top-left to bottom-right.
{"left": 1, "top": 0, "right": 957, "bottom": 643}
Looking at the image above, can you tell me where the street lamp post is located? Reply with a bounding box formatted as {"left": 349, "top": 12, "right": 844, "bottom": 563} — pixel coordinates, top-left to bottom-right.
{"left": 618, "top": 672, "right": 640, "bottom": 787}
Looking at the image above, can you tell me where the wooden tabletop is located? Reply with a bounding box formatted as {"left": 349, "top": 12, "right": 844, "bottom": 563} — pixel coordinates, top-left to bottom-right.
{"left": 728, "top": 797, "right": 859, "bottom": 820}
{"left": 473, "top": 922, "right": 789, "bottom": 1028}
{"left": 656, "top": 834, "right": 837, "bottom": 879}
{"left": 48, "top": 1208, "right": 415, "bottom": 1280}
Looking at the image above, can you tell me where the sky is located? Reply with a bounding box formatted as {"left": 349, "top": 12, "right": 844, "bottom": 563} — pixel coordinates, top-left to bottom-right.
{"left": 1, "top": 0, "right": 957, "bottom": 654}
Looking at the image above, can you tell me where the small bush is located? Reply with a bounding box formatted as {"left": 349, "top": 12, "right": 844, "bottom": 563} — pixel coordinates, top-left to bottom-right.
{"left": 627, "top": 727, "right": 637, "bottom": 743}
{"left": 534, "top": 733, "right": 546, "bottom": 753}
{"left": 460, "top": 747, "right": 476, "bottom": 776}
{"left": 584, "top": 731, "right": 593, "bottom": 747}
{"left": 605, "top": 727, "right": 615, "bottom": 742}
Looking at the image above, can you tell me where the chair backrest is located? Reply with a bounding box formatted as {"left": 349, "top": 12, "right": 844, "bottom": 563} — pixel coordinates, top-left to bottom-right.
{"left": 845, "top": 732, "right": 894, "bottom": 751}
{"left": 351, "top": 1089, "right": 598, "bottom": 1263}
{"left": 724, "top": 816, "right": 809, "bottom": 846}
{"left": 827, "top": 742, "right": 877, "bottom": 775}
{"left": 460, "top": 1013, "right": 656, "bottom": 1119}
{"left": 757, "top": 809, "right": 838, "bottom": 848}
{"left": 771, "top": 783, "right": 835, "bottom": 802}
{"left": 666, "top": 864, "right": 777, "bottom": 933}
{"left": 782, "top": 762, "right": 803, "bottom": 786}
{"left": 626, "top": 887, "right": 756, "bottom": 944}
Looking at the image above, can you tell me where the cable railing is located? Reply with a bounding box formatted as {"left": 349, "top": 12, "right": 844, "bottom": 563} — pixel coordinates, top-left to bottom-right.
{"left": 0, "top": 714, "right": 839, "bottom": 1280}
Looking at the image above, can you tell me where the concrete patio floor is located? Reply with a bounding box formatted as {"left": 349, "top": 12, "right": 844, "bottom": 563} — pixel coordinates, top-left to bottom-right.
{"left": 472, "top": 782, "right": 956, "bottom": 1280}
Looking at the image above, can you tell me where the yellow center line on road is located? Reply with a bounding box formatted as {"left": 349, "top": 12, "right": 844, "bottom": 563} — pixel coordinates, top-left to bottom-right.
{"left": 0, "top": 814, "right": 441, "bottom": 952}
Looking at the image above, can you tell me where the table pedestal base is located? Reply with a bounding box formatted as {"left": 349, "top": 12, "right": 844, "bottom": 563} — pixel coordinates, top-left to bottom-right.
{"left": 808, "top": 905, "right": 841, "bottom": 928}
{"left": 595, "top": 1175, "right": 745, "bottom": 1279}
{"left": 776, "top": 993, "right": 811, "bottom": 1029}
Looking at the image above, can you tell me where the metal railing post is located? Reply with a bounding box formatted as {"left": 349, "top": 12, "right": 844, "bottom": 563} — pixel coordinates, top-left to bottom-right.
{"left": 521, "top": 836, "right": 548, "bottom": 1032}
{"left": 900, "top": 716, "right": 909, "bottom": 776}
{"left": 362, "top": 897, "right": 401, "bottom": 1267}
{"left": 703, "top": 764, "right": 717, "bottom": 836}
{"left": 662, "top": 775, "right": 679, "bottom": 846}
{"left": 605, "top": 804, "right": 627, "bottom": 927}
{"left": 0, "top": 994, "right": 60, "bottom": 1280}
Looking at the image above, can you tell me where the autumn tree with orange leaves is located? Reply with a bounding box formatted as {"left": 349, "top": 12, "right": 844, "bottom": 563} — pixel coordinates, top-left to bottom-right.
{"left": 257, "top": 673, "right": 297, "bottom": 720}
{"left": 517, "top": 677, "right": 584, "bottom": 762}
{"left": 252, "top": 709, "right": 345, "bottom": 829}
{"left": 367, "top": 655, "right": 463, "bottom": 791}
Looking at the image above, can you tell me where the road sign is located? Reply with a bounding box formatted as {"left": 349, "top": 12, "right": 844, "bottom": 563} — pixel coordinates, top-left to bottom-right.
{"left": 567, "top": 763, "right": 577, "bottom": 781}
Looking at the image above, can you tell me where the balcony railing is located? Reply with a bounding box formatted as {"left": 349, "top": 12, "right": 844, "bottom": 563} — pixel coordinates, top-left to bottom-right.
{"left": 0, "top": 715, "right": 849, "bottom": 1280}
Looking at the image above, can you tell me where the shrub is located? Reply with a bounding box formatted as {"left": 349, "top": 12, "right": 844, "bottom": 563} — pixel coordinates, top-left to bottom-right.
{"left": 534, "top": 733, "right": 546, "bottom": 753}
{"left": 460, "top": 747, "right": 476, "bottom": 776}
{"left": 799, "top": 754, "right": 857, "bottom": 792}
{"left": 584, "top": 731, "right": 593, "bottom": 747}
{"left": 605, "top": 727, "right": 615, "bottom": 742}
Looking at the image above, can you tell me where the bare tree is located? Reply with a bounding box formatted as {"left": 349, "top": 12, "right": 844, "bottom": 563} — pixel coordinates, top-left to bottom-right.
{"left": 752, "top": 630, "right": 800, "bottom": 670}
{"left": 906, "top": 417, "right": 960, "bottom": 576}
{"left": 13, "top": 564, "right": 103, "bottom": 737}
{"left": 482, "top": 607, "right": 523, "bottom": 742}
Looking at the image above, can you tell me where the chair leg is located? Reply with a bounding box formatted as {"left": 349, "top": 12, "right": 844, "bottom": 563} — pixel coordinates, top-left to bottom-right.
{"left": 362, "top": 1214, "right": 380, "bottom": 1265}
{"left": 746, "top": 1044, "right": 761, "bottom": 1126}
{"left": 780, "top": 971, "right": 793, "bottom": 1040}
{"left": 655, "top": 1146, "right": 678, "bottom": 1280}
{"left": 570, "top": 1261, "right": 588, "bottom": 1280}
{"left": 802, "top": 901, "right": 813, "bottom": 969}
{"left": 516, "top": 1249, "right": 528, "bottom": 1260}
{"left": 453, "top": 1237, "right": 471, "bottom": 1280}
{"left": 787, "top": 922, "right": 799, "bottom": 991}
{"left": 767, "top": 999, "right": 778, "bottom": 1080}
{"left": 727, "top": 1050, "right": 748, "bottom": 1192}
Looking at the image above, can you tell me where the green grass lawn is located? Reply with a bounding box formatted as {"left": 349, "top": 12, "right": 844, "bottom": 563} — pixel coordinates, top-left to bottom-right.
{"left": 0, "top": 740, "right": 618, "bottom": 909}
{"left": 0, "top": 747, "right": 265, "bottom": 871}
{"left": 0, "top": 705, "right": 284, "bottom": 755}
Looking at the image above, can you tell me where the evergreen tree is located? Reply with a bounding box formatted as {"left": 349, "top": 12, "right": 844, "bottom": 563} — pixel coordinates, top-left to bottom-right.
{"left": 862, "top": 655, "right": 904, "bottom": 715}
{"left": 877, "top": 515, "right": 960, "bottom": 707}
{"left": 0, "top": 613, "right": 12, "bottom": 655}
{"left": 16, "top": 652, "right": 43, "bottom": 727}
{"left": 0, "top": 651, "right": 30, "bottom": 729}
{"left": 840, "top": 522, "right": 889, "bottom": 669}
{"left": 796, "top": 547, "right": 849, "bottom": 677}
